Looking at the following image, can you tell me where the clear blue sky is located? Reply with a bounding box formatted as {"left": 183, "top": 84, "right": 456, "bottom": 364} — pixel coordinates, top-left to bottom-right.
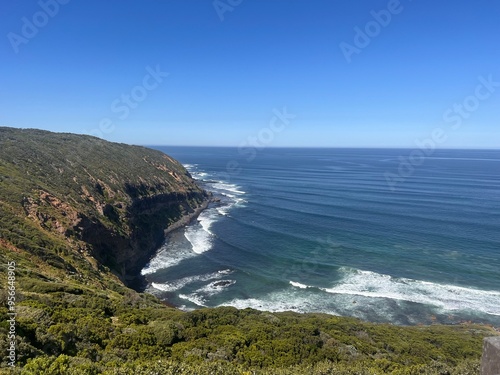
{"left": 1, "top": 0, "right": 499, "bottom": 148}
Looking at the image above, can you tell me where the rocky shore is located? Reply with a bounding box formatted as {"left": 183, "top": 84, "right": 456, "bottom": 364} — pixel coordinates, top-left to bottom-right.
{"left": 129, "top": 195, "right": 212, "bottom": 291}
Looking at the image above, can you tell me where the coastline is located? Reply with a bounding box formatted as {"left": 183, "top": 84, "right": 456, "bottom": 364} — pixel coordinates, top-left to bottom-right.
{"left": 129, "top": 194, "right": 212, "bottom": 292}
{"left": 164, "top": 196, "right": 211, "bottom": 237}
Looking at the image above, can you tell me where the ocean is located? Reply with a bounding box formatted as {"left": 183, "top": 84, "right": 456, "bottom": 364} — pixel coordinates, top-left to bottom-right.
{"left": 141, "top": 147, "right": 500, "bottom": 326}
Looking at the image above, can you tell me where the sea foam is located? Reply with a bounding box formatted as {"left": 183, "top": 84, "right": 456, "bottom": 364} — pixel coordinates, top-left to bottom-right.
{"left": 179, "top": 279, "right": 236, "bottom": 307}
{"left": 141, "top": 234, "right": 196, "bottom": 276}
{"left": 182, "top": 164, "right": 246, "bottom": 254}
{"left": 322, "top": 267, "right": 500, "bottom": 316}
{"left": 224, "top": 267, "right": 500, "bottom": 321}
{"left": 151, "top": 269, "right": 233, "bottom": 292}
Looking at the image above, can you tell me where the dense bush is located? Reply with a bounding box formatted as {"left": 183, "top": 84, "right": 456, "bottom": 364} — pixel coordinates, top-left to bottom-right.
{"left": 1, "top": 285, "right": 496, "bottom": 374}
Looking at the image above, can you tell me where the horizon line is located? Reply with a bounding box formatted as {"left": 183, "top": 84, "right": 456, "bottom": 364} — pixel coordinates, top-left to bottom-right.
{"left": 144, "top": 144, "right": 500, "bottom": 151}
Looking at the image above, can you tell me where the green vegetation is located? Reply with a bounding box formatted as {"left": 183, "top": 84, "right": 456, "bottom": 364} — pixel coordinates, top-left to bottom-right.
{"left": 0, "top": 286, "right": 496, "bottom": 374}
{"left": 0, "top": 127, "right": 497, "bottom": 374}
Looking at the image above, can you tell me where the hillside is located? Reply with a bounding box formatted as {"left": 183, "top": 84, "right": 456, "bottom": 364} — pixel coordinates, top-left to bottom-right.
{"left": 0, "top": 127, "right": 497, "bottom": 374}
{"left": 0, "top": 127, "right": 209, "bottom": 288}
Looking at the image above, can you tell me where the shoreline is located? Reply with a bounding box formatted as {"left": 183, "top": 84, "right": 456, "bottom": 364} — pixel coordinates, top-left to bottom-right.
{"left": 129, "top": 195, "right": 212, "bottom": 292}
{"left": 164, "top": 197, "right": 211, "bottom": 237}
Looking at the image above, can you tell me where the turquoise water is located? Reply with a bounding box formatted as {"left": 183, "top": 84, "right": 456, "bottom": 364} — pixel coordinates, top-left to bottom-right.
{"left": 142, "top": 147, "right": 500, "bottom": 325}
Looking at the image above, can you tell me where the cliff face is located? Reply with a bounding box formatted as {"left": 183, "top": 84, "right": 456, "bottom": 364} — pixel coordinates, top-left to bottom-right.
{"left": 0, "top": 127, "right": 209, "bottom": 288}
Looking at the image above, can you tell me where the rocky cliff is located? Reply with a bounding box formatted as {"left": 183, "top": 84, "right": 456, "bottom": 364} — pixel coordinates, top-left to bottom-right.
{"left": 0, "top": 127, "right": 209, "bottom": 288}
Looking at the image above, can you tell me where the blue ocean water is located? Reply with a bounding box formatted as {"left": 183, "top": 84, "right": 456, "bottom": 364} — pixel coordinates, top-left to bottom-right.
{"left": 142, "top": 147, "right": 500, "bottom": 325}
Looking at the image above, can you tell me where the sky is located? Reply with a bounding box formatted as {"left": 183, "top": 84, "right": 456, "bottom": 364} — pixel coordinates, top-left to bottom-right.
{"left": 0, "top": 0, "right": 499, "bottom": 148}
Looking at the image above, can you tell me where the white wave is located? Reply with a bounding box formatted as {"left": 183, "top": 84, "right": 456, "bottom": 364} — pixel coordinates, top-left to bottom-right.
{"left": 183, "top": 224, "right": 211, "bottom": 254}
{"left": 323, "top": 268, "right": 500, "bottom": 316}
{"left": 179, "top": 280, "right": 236, "bottom": 307}
{"left": 189, "top": 163, "right": 246, "bottom": 207}
{"left": 195, "top": 280, "right": 236, "bottom": 297}
{"left": 151, "top": 269, "right": 233, "bottom": 292}
{"left": 213, "top": 182, "right": 247, "bottom": 214}
{"left": 221, "top": 269, "right": 500, "bottom": 322}
{"left": 199, "top": 210, "right": 217, "bottom": 234}
{"left": 184, "top": 164, "right": 210, "bottom": 181}
{"left": 289, "top": 281, "right": 310, "bottom": 289}
{"left": 216, "top": 206, "right": 231, "bottom": 216}
{"left": 220, "top": 287, "right": 435, "bottom": 324}
{"left": 216, "top": 200, "right": 245, "bottom": 216}
{"left": 179, "top": 293, "right": 207, "bottom": 307}
{"left": 141, "top": 241, "right": 196, "bottom": 276}
{"left": 222, "top": 288, "right": 338, "bottom": 315}
{"left": 152, "top": 282, "right": 181, "bottom": 292}
{"left": 213, "top": 182, "right": 246, "bottom": 196}
{"left": 172, "top": 269, "right": 235, "bottom": 307}
{"left": 183, "top": 165, "right": 247, "bottom": 251}
{"left": 184, "top": 208, "right": 220, "bottom": 254}
{"left": 191, "top": 171, "right": 209, "bottom": 180}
